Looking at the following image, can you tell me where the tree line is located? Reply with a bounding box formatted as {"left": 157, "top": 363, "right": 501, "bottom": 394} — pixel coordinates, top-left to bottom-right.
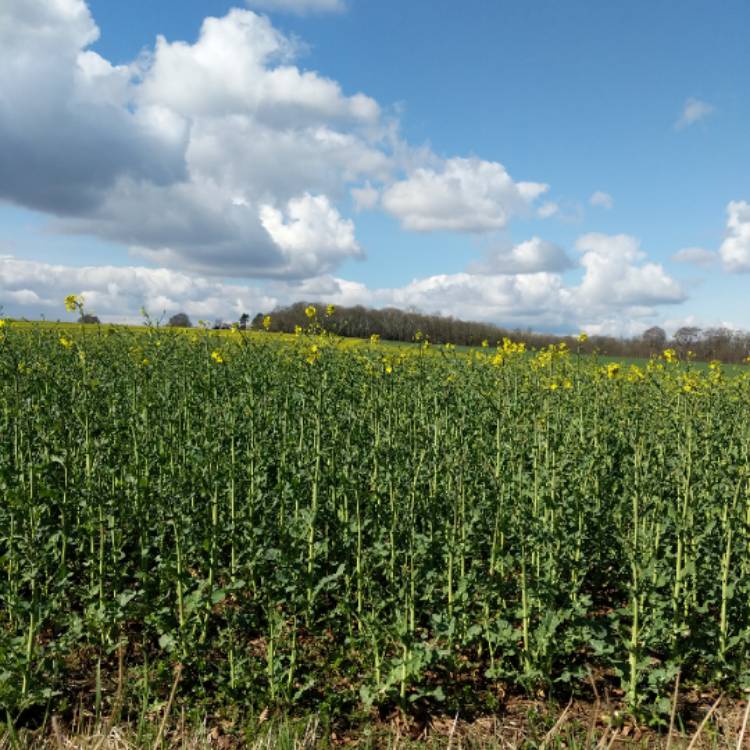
{"left": 160, "top": 304, "right": 750, "bottom": 363}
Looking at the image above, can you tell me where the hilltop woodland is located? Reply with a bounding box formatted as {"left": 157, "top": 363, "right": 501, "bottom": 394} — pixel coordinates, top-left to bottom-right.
{"left": 249, "top": 302, "right": 750, "bottom": 363}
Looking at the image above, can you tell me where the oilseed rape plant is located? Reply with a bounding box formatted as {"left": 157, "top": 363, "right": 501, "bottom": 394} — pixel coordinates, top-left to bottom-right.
{"left": 3, "top": 306, "right": 750, "bottom": 730}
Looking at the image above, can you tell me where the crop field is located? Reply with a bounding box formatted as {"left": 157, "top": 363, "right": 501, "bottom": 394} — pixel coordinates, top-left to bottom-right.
{"left": 2, "top": 308, "right": 750, "bottom": 740}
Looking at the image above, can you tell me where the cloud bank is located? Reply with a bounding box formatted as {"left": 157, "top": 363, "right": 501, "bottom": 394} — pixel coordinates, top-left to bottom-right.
{"left": 0, "top": 0, "right": 695, "bottom": 334}
{"left": 0, "top": 230, "right": 684, "bottom": 334}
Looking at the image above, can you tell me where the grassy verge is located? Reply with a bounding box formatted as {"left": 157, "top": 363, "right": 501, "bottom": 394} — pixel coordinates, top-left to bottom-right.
{"left": 3, "top": 694, "right": 750, "bottom": 749}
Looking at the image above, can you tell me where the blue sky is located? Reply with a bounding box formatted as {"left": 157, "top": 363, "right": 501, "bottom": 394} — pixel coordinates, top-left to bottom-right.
{"left": 0, "top": 0, "right": 748, "bottom": 333}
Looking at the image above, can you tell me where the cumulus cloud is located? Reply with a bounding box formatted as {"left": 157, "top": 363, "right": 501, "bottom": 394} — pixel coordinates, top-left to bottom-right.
{"left": 295, "top": 233, "right": 684, "bottom": 332}
{"left": 719, "top": 201, "right": 750, "bottom": 272}
{"left": 468, "top": 237, "right": 574, "bottom": 275}
{"left": 675, "top": 97, "right": 715, "bottom": 129}
{"left": 1, "top": 1, "right": 566, "bottom": 284}
{"left": 589, "top": 191, "right": 613, "bottom": 210}
{"left": 0, "top": 229, "right": 685, "bottom": 336}
{"left": 351, "top": 182, "right": 380, "bottom": 212}
{"left": 0, "top": 0, "right": 687, "bottom": 338}
{"left": 572, "top": 234, "right": 685, "bottom": 320}
{"left": 537, "top": 202, "right": 559, "bottom": 219}
{"left": 671, "top": 247, "right": 717, "bottom": 266}
{"left": 0, "top": 256, "right": 277, "bottom": 323}
{"left": 244, "top": 0, "right": 345, "bottom": 14}
{"left": 0, "top": 0, "right": 187, "bottom": 214}
{"left": 259, "top": 193, "right": 362, "bottom": 275}
{"left": 0, "top": 2, "right": 387, "bottom": 278}
{"left": 381, "top": 157, "right": 548, "bottom": 232}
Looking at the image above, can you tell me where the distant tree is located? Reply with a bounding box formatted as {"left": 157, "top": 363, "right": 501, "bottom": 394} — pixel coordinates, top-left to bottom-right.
{"left": 167, "top": 312, "right": 192, "bottom": 328}
{"left": 674, "top": 326, "right": 701, "bottom": 349}
{"left": 248, "top": 302, "right": 750, "bottom": 364}
{"left": 78, "top": 313, "right": 100, "bottom": 324}
{"left": 642, "top": 326, "right": 667, "bottom": 350}
{"left": 239, "top": 312, "right": 250, "bottom": 330}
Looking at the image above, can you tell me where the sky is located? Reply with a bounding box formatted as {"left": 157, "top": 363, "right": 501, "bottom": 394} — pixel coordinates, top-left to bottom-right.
{"left": 0, "top": 0, "right": 748, "bottom": 334}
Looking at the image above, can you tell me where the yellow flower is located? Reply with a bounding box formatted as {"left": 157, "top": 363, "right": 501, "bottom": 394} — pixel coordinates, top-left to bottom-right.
{"left": 64, "top": 294, "right": 80, "bottom": 312}
{"left": 305, "top": 344, "right": 320, "bottom": 365}
{"left": 370, "top": 333, "right": 380, "bottom": 344}
{"left": 481, "top": 339, "right": 489, "bottom": 348}
{"left": 414, "top": 330, "right": 423, "bottom": 342}
{"left": 577, "top": 332, "right": 588, "bottom": 343}
{"left": 263, "top": 315, "right": 272, "bottom": 331}
{"left": 142, "top": 358, "right": 150, "bottom": 366}
{"left": 326, "top": 304, "right": 335, "bottom": 317}
{"left": 305, "top": 305, "right": 317, "bottom": 319}
{"left": 59, "top": 336, "right": 73, "bottom": 349}
{"left": 210, "top": 350, "right": 224, "bottom": 364}
{"left": 606, "top": 362, "right": 620, "bottom": 379}
{"left": 662, "top": 348, "right": 678, "bottom": 364}
{"left": 679, "top": 374, "right": 700, "bottom": 393}
{"left": 627, "top": 365, "right": 645, "bottom": 382}
{"left": 444, "top": 342, "right": 455, "bottom": 352}
{"left": 0, "top": 319, "right": 5, "bottom": 328}
{"left": 385, "top": 364, "right": 393, "bottom": 375}
{"left": 563, "top": 378, "right": 573, "bottom": 389}
{"left": 708, "top": 360, "right": 721, "bottom": 371}
{"left": 294, "top": 324, "right": 303, "bottom": 336}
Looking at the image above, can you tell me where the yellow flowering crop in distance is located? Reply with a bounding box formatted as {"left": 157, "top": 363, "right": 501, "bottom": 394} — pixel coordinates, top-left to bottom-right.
{"left": 305, "top": 305, "right": 317, "bottom": 319}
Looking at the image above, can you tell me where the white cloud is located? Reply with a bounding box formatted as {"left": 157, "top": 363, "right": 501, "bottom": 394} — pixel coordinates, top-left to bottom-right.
{"left": 351, "top": 182, "right": 380, "bottom": 211}
{"left": 537, "top": 201, "right": 559, "bottom": 219}
{"left": 0, "top": 229, "right": 685, "bottom": 336}
{"left": 468, "top": 237, "right": 574, "bottom": 275}
{"left": 259, "top": 193, "right": 362, "bottom": 275}
{"left": 381, "top": 157, "right": 548, "bottom": 232}
{"left": 675, "top": 97, "right": 715, "bottom": 129}
{"left": 589, "top": 191, "right": 613, "bottom": 210}
{"left": 0, "top": 1, "right": 562, "bottom": 284}
{"left": 0, "top": 3, "right": 386, "bottom": 278}
{"left": 312, "top": 233, "right": 684, "bottom": 331}
{"left": 0, "top": 0, "right": 187, "bottom": 214}
{"left": 719, "top": 201, "right": 750, "bottom": 272}
{"left": 244, "top": 0, "right": 345, "bottom": 14}
{"left": 573, "top": 234, "right": 685, "bottom": 320}
{"left": 137, "top": 10, "right": 377, "bottom": 124}
{"left": 0, "top": 256, "right": 277, "bottom": 323}
{"left": 671, "top": 247, "right": 717, "bottom": 266}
